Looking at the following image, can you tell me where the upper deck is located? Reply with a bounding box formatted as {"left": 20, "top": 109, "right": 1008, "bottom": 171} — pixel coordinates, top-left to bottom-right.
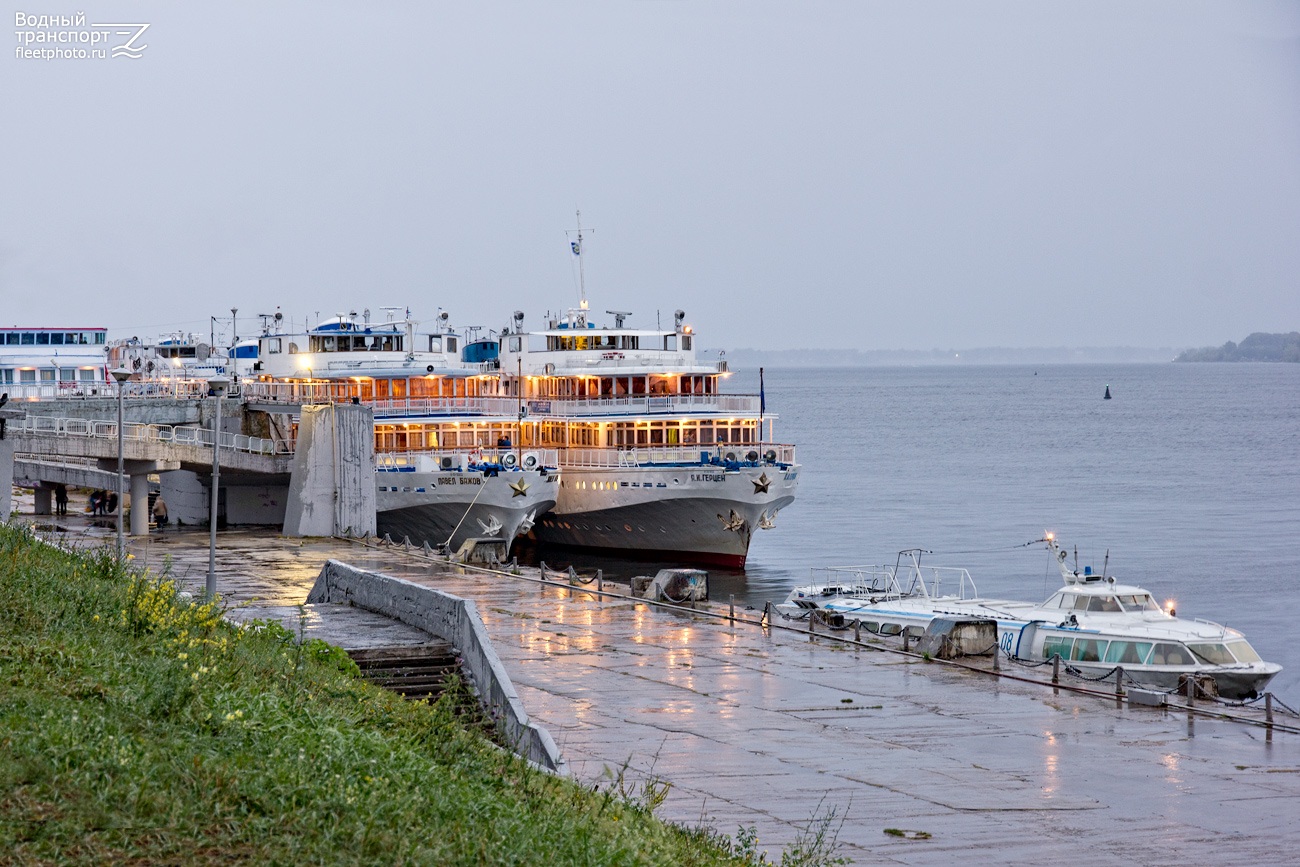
{"left": 496, "top": 306, "right": 724, "bottom": 379}
{"left": 252, "top": 312, "right": 472, "bottom": 381}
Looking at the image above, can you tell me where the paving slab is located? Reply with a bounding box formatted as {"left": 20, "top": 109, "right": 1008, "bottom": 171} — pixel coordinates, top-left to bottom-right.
{"left": 26, "top": 519, "right": 1300, "bottom": 866}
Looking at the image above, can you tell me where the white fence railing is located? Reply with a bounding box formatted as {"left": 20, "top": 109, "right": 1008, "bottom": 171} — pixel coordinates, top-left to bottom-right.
{"left": 7, "top": 379, "right": 763, "bottom": 419}
{"left": 1, "top": 380, "right": 216, "bottom": 401}
{"left": 558, "top": 443, "right": 796, "bottom": 469}
{"left": 16, "top": 416, "right": 291, "bottom": 456}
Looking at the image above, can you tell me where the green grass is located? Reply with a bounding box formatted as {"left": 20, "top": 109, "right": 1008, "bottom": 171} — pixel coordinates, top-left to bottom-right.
{"left": 0, "top": 525, "right": 754, "bottom": 866}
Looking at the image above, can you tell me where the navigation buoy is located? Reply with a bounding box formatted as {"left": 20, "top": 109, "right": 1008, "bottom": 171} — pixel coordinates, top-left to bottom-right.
{"left": 1104, "top": 385, "right": 1112, "bottom": 400}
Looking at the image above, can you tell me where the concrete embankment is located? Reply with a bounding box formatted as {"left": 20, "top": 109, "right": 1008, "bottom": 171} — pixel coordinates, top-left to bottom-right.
{"left": 29, "top": 520, "right": 1300, "bottom": 865}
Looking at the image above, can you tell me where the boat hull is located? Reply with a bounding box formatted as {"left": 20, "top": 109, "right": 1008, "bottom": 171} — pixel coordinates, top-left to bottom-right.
{"left": 376, "top": 468, "right": 558, "bottom": 554}
{"left": 536, "top": 463, "right": 798, "bottom": 568}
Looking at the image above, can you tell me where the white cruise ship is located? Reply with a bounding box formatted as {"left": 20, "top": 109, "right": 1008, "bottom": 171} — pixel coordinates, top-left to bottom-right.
{"left": 491, "top": 301, "right": 798, "bottom": 567}
{"left": 244, "top": 309, "right": 558, "bottom": 553}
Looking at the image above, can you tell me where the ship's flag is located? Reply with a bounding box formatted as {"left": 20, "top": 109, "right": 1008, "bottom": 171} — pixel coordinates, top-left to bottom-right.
{"left": 760, "top": 366, "right": 766, "bottom": 415}
{"left": 571, "top": 240, "right": 581, "bottom": 256}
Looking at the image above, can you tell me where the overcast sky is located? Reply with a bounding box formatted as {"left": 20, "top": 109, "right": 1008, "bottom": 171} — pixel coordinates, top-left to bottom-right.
{"left": 4, "top": 1, "right": 1298, "bottom": 351}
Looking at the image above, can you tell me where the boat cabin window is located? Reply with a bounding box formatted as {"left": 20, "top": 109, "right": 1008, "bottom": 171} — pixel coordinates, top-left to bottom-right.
{"left": 1103, "top": 641, "right": 1152, "bottom": 665}
{"left": 1148, "top": 643, "right": 1194, "bottom": 666}
{"left": 1045, "top": 593, "right": 1071, "bottom": 609}
{"left": 265, "top": 338, "right": 282, "bottom": 355}
{"left": 1187, "top": 643, "right": 1236, "bottom": 665}
{"left": 1042, "top": 635, "right": 1072, "bottom": 660}
{"left": 1070, "top": 638, "right": 1107, "bottom": 662}
{"left": 1227, "top": 641, "right": 1262, "bottom": 663}
{"left": 428, "top": 337, "right": 442, "bottom": 353}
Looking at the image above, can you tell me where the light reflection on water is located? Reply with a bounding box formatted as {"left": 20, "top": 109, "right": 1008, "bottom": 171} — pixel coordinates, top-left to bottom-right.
{"left": 530, "top": 363, "right": 1300, "bottom": 702}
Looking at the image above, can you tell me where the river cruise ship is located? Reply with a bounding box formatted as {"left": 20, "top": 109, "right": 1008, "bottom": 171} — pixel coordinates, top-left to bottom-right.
{"left": 483, "top": 301, "right": 798, "bottom": 567}
{"left": 244, "top": 309, "right": 558, "bottom": 553}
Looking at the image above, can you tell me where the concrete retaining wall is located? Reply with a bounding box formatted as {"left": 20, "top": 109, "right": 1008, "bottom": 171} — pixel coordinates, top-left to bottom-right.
{"left": 306, "top": 559, "right": 566, "bottom": 775}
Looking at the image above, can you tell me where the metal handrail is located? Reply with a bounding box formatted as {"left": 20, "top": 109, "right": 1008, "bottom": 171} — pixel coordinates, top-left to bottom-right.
{"left": 375, "top": 447, "right": 560, "bottom": 470}
{"left": 557, "top": 443, "right": 796, "bottom": 469}
{"left": 13, "top": 416, "right": 292, "bottom": 455}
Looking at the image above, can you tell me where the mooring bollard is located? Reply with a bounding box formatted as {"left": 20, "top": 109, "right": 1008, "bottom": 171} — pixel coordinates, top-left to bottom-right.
{"left": 992, "top": 643, "right": 1000, "bottom": 671}
{"left": 1052, "top": 653, "right": 1060, "bottom": 685}
{"left": 853, "top": 619, "right": 861, "bottom": 643}
{"left": 1186, "top": 675, "right": 1196, "bottom": 706}
{"left": 809, "top": 612, "right": 816, "bottom": 636}
{"left": 729, "top": 594, "right": 735, "bottom": 622}
{"left": 596, "top": 569, "right": 603, "bottom": 594}
{"left": 902, "top": 630, "right": 910, "bottom": 652}
{"left": 1115, "top": 667, "right": 1125, "bottom": 704}
{"left": 1266, "top": 692, "right": 1274, "bottom": 730}
{"left": 763, "top": 600, "right": 771, "bottom": 628}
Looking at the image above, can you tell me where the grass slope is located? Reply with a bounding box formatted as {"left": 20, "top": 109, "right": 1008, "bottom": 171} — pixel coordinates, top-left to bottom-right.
{"left": 0, "top": 525, "right": 759, "bottom": 866}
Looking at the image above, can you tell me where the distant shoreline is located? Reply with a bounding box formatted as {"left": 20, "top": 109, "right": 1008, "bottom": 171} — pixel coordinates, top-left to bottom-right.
{"left": 717, "top": 347, "right": 1179, "bottom": 367}
{"left": 1173, "top": 332, "right": 1299, "bottom": 363}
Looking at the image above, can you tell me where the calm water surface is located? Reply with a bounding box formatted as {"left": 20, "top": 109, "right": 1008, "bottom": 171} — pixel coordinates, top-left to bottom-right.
{"left": 542, "top": 363, "right": 1300, "bottom": 702}
{"left": 743, "top": 363, "right": 1300, "bottom": 701}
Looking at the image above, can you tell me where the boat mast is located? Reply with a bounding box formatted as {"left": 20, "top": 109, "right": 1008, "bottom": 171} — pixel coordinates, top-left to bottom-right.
{"left": 568, "top": 209, "right": 591, "bottom": 314}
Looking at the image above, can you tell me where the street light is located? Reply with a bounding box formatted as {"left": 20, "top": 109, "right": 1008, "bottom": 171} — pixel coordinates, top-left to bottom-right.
{"left": 110, "top": 367, "right": 132, "bottom": 561}
{"left": 206, "top": 374, "right": 231, "bottom": 601}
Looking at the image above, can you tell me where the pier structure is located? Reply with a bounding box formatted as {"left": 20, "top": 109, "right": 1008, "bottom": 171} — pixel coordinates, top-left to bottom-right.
{"left": 57, "top": 524, "right": 1298, "bottom": 865}
{"left": 5, "top": 393, "right": 375, "bottom": 538}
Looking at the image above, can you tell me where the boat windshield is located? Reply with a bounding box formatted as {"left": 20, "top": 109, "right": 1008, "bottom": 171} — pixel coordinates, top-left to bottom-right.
{"left": 1117, "top": 593, "right": 1162, "bottom": 612}
{"left": 1078, "top": 595, "right": 1124, "bottom": 613}
{"left": 1225, "top": 641, "right": 1263, "bottom": 664}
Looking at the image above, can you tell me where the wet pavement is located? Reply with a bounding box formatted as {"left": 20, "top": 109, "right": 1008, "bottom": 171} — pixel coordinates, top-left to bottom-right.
{"left": 25, "top": 514, "right": 1300, "bottom": 866}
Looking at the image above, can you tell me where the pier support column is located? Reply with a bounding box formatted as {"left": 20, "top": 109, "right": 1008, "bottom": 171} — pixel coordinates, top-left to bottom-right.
{"left": 0, "top": 408, "right": 16, "bottom": 522}
{"left": 283, "top": 404, "right": 375, "bottom": 538}
{"left": 33, "top": 484, "right": 53, "bottom": 516}
{"left": 130, "top": 472, "right": 150, "bottom": 536}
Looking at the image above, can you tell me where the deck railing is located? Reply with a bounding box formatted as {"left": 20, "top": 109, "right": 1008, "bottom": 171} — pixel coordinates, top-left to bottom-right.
{"left": 375, "top": 447, "right": 560, "bottom": 470}
{"left": 557, "top": 443, "right": 796, "bottom": 469}
{"left": 6, "top": 379, "right": 765, "bottom": 421}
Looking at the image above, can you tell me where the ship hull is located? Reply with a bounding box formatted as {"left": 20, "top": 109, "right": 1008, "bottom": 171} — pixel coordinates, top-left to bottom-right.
{"left": 376, "top": 468, "right": 558, "bottom": 554}
{"left": 535, "top": 463, "right": 798, "bottom": 567}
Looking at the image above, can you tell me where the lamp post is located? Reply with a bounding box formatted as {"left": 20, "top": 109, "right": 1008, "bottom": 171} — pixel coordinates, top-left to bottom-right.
{"left": 206, "top": 374, "right": 231, "bottom": 601}
{"left": 110, "top": 368, "right": 132, "bottom": 561}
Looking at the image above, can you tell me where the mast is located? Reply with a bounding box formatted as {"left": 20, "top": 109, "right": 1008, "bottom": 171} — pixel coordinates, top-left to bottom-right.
{"left": 568, "top": 209, "right": 591, "bottom": 313}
